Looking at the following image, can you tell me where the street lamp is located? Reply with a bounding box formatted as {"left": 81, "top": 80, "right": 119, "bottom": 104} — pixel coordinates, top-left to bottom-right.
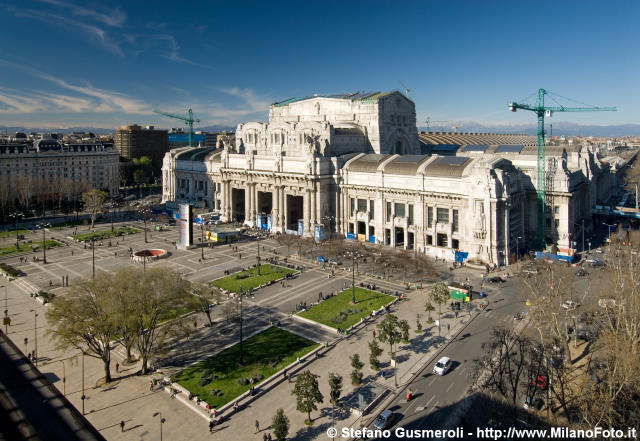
{"left": 2, "top": 285, "right": 7, "bottom": 334}
{"left": 41, "top": 223, "right": 50, "bottom": 264}
{"left": 516, "top": 236, "right": 523, "bottom": 266}
{"left": 344, "top": 249, "right": 360, "bottom": 304}
{"left": 153, "top": 412, "right": 166, "bottom": 441}
{"left": 200, "top": 223, "right": 205, "bottom": 260}
{"left": 30, "top": 309, "right": 38, "bottom": 366}
{"left": 81, "top": 349, "right": 86, "bottom": 415}
{"left": 604, "top": 222, "right": 615, "bottom": 249}
{"left": 237, "top": 292, "right": 244, "bottom": 365}
{"left": 91, "top": 238, "right": 96, "bottom": 280}
{"left": 9, "top": 212, "right": 22, "bottom": 250}
{"left": 256, "top": 233, "right": 261, "bottom": 275}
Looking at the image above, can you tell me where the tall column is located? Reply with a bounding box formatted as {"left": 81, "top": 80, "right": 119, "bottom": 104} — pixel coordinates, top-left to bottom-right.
{"left": 311, "top": 187, "right": 317, "bottom": 227}
{"left": 304, "top": 189, "right": 311, "bottom": 233}
{"left": 272, "top": 186, "right": 279, "bottom": 231}
{"left": 245, "top": 185, "right": 251, "bottom": 224}
{"left": 280, "top": 188, "right": 286, "bottom": 230}
{"left": 250, "top": 184, "right": 256, "bottom": 221}
{"left": 220, "top": 181, "right": 227, "bottom": 219}
{"left": 315, "top": 184, "right": 321, "bottom": 227}
{"left": 335, "top": 187, "right": 341, "bottom": 233}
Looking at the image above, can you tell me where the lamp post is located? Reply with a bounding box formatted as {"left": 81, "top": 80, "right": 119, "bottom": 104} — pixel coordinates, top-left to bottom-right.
{"left": 81, "top": 350, "right": 85, "bottom": 415}
{"left": 604, "top": 223, "right": 615, "bottom": 250}
{"left": 2, "top": 285, "right": 7, "bottom": 334}
{"left": 516, "top": 236, "right": 522, "bottom": 267}
{"left": 91, "top": 238, "right": 96, "bottom": 280}
{"left": 30, "top": 310, "right": 38, "bottom": 366}
{"left": 10, "top": 211, "right": 22, "bottom": 250}
{"left": 41, "top": 223, "right": 50, "bottom": 264}
{"left": 200, "top": 224, "right": 205, "bottom": 260}
{"left": 59, "top": 359, "right": 66, "bottom": 396}
{"left": 581, "top": 219, "right": 585, "bottom": 253}
{"left": 256, "top": 234, "right": 261, "bottom": 275}
{"left": 345, "top": 250, "right": 359, "bottom": 304}
{"left": 238, "top": 292, "right": 244, "bottom": 365}
{"left": 153, "top": 412, "right": 166, "bottom": 441}
{"left": 110, "top": 201, "right": 115, "bottom": 232}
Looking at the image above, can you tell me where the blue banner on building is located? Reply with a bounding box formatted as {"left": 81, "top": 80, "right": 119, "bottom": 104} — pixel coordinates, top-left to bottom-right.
{"left": 368, "top": 236, "right": 375, "bottom": 243}
{"left": 454, "top": 251, "right": 469, "bottom": 263}
{"left": 256, "top": 213, "right": 263, "bottom": 228}
{"left": 267, "top": 214, "right": 272, "bottom": 230}
{"left": 346, "top": 233, "right": 356, "bottom": 240}
{"left": 314, "top": 224, "right": 325, "bottom": 242}
{"left": 297, "top": 219, "right": 303, "bottom": 236}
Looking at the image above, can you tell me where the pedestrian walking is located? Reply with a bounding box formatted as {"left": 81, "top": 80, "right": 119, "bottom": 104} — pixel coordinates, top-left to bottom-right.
{"left": 234, "top": 402, "right": 239, "bottom": 413}
{"left": 264, "top": 433, "right": 268, "bottom": 441}
{"left": 267, "top": 433, "right": 272, "bottom": 441}
{"left": 209, "top": 419, "right": 215, "bottom": 432}
{"left": 115, "top": 362, "right": 119, "bottom": 373}
{"left": 255, "top": 419, "right": 260, "bottom": 433}
{"left": 120, "top": 421, "right": 125, "bottom": 432}
{"left": 149, "top": 380, "right": 153, "bottom": 391}
{"left": 447, "top": 323, "right": 450, "bottom": 333}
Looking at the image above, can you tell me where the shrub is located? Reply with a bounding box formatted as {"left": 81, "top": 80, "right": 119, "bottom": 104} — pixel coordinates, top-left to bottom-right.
{"left": 0, "top": 262, "right": 23, "bottom": 277}
{"left": 36, "top": 290, "right": 56, "bottom": 304}
{"left": 235, "top": 273, "right": 249, "bottom": 280}
{"left": 236, "top": 377, "right": 251, "bottom": 386}
{"left": 198, "top": 375, "right": 213, "bottom": 387}
{"left": 209, "top": 389, "right": 223, "bottom": 397}
{"left": 251, "top": 373, "right": 264, "bottom": 383}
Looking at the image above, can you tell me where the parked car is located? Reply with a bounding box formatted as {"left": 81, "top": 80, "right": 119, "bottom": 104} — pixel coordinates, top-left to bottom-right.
{"left": 315, "top": 256, "right": 326, "bottom": 263}
{"left": 433, "top": 356, "right": 452, "bottom": 376}
{"left": 562, "top": 300, "right": 580, "bottom": 310}
{"left": 328, "top": 258, "right": 341, "bottom": 266}
{"left": 373, "top": 409, "right": 394, "bottom": 430}
{"left": 488, "top": 276, "right": 505, "bottom": 284}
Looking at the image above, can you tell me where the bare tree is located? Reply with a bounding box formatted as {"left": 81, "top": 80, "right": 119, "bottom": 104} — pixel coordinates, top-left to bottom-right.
{"left": 186, "top": 283, "right": 222, "bottom": 326}
{"left": 15, "top": 175, "right": 33, "bottom": 211}
{"left": 276, "top": 234, "right": 298, "bottom": 257}
{"left": 82, "top": 189, "right": 107, "bottom": 229}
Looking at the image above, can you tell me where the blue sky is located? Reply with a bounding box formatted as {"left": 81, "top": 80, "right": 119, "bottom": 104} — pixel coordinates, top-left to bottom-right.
{"left": 0, "top": 0, "right": 638, "bottom": 129}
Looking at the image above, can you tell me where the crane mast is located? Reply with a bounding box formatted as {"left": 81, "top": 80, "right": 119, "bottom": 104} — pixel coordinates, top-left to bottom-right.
{"left": 509, "top": 88, "right": 615, "bottom": 248}
{"left": 153, "top": 108, "right": 200, "bottom": 147}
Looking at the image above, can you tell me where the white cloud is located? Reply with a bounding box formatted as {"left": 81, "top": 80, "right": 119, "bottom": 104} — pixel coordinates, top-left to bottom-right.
{"left": 124, "top": 33, "right": 215, "bottom": 70}
{"left": 37, "top": 0, "right": 126, "bottom": 27}
{"left": 0, "top": 61, "right": 153, "bottom": 116}
{"left": 4, "top": 4, "right": 124, "bottom": 56}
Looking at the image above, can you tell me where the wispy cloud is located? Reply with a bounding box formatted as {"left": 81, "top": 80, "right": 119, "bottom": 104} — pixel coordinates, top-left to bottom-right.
{"left": 218, "top": 87, "right": 272, "bottom": 113}
{"left": 37, "top": 0, "right": 126, "bottom": 27}
{"left": 124, "top": 33, "right": 215, "bottom": 70}
{"left": 3, "top": 4, "right": 123, "bottom": 56}
{"left": 0, "top": 60, "right": 152, "bottom": 115}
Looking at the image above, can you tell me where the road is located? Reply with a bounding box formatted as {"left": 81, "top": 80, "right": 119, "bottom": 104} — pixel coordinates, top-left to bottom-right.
{"left": 364, "top": 278, "right": 529, "bottom": 440}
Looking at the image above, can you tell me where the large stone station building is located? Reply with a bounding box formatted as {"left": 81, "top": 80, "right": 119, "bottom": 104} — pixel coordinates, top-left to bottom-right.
{"left": 162, "top": 91, "right": 617, "bottom": 265}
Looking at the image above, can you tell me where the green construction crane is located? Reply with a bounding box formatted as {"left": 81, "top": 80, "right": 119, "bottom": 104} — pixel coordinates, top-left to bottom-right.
{"left": 153, "top": 108, "right": 200, "bottom": 147}
{"left": 509, "top": 88, "right": 615, "bottom": 247}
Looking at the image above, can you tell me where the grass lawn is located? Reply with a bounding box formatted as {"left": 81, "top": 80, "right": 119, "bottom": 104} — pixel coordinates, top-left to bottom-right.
{"left": 73, "top": 226, "right": 141, "bottom": 242}
{"left": 172, "top": 327, "right": 318, "bottom": 408}
{"left": 49, "top": 219, "right": 90, "bottom": 230}
{"left": 0, "top": 229, "right": 30, "bottom": 239}
{"left": 299, "top": 287, "right": 395, "bottom": 329}
{"left": 0, "top": 240, "right": 64, "bottom": 256}
{"left": 211, "top": 264, "right": 294, "bottom": 293}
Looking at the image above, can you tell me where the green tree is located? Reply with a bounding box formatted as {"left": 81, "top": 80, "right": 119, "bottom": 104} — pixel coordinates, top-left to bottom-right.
{"left": 425, "top": 301, "right": 435, "bottom": 322}
{"left": 368, "top": 339, "right": 383, "bottom": 370}
{"left": 291, "top": 370, "right": 324, "bottom": 425}
{"left": 429, "top": 282, "right": 450, "bottom": 336}
{"left": 46, "top": 273, "right": 118, "bottom": 382}
{"left": 328, "top": 372, "right": 343, "bottom": 405}
{"left": 377, "top": 314, "right": 408, "bottom": 363}
{"left": 272, "top": 408, "right": 290, "bottom": 441}
{"left": 82, "top": 188, "right": 107, "bottom": 229}
{"left": 129, "top": 268, "right": 191, "bottom": 374}
{"left": 415, "top": 313, "right": 423, "bottom": 333}
{"left": 400, "top": 319, "right": 410, "bottom": 343}
{"left": 350, "top": 353, "right": 364, "bottom": 385}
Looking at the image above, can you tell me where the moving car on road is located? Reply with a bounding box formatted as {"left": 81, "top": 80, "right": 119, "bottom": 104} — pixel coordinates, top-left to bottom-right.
{"left": 373, "top": 409, "right": 394, "bottom": 430}
{"left": 433, "top": 356, "right": 452, "bottom": 376}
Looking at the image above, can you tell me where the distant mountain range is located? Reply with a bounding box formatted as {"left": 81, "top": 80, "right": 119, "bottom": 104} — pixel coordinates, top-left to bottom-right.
{"left": 419, "top": 121, "right": 640, "bottom": 137}
{"left": 2, "top": 122, "right": 639, "bottom": 137}
{"left": 0, "top": 125, "right": 237, "bottom": 136}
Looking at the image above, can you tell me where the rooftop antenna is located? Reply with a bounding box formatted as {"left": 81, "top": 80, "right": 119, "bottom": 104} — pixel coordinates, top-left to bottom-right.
{"left": 398, "top": 80, "right": 410, "bottom": 97}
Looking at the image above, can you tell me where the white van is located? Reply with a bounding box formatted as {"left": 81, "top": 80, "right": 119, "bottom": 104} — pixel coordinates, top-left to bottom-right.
{"left": 433, "top": 356, "right": 452, "bottom": 376}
